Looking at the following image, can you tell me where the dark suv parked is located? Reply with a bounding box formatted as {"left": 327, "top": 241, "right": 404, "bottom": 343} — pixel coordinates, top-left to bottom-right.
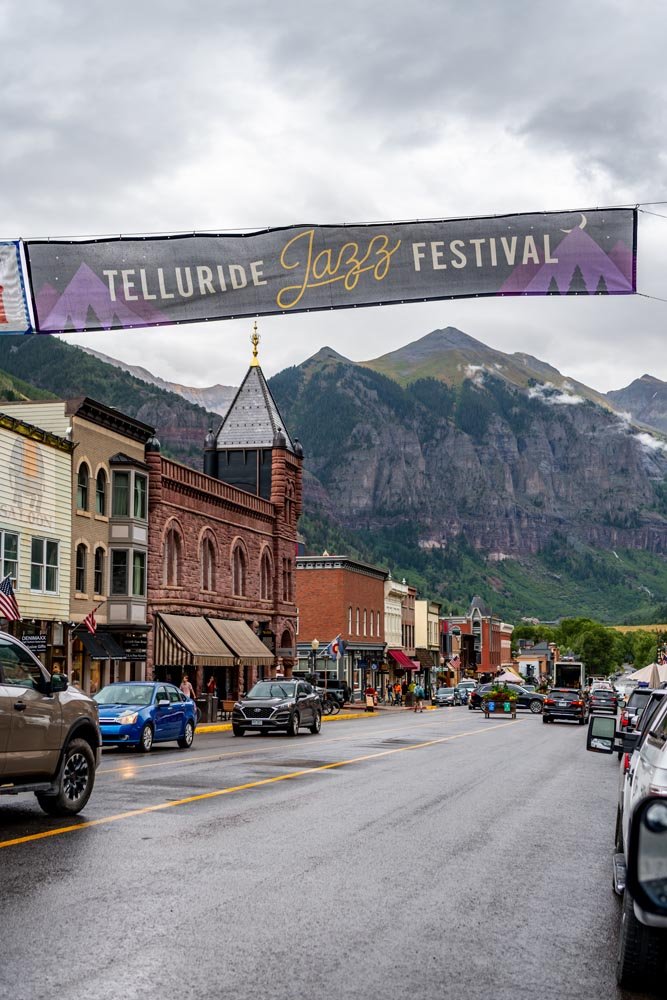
{"left": 469, "top": 683, "right": 544, "bottom": 714}
{"left": 0, "top": 631, "right": 101, "bottom": 815}
{"left": 232, "top": 679, "right": 322, "bottom": 736}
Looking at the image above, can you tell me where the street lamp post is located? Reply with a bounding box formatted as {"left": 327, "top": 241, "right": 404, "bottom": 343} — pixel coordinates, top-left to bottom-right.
{"left": 310, "top": 638, "right": 319, "bottom": 685}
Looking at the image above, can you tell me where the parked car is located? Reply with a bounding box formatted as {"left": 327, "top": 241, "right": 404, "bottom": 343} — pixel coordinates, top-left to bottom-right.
{"left": 588, "top": 687, "right": 619, "bottom": 715}
{"left": 232, "top": 679, "right": 321, "bottom": 736}
{"left": 586, "top": 706, "right": 667, "bottom": 990}
{"left": 542, "top": 687, "right": 589, "bottom": 725}
{"left": 620, "top": 686, "right": 654, "bottom": 730}
{"left": 616, "top": 690, "right": 667, "bottom": 846}
{"left": 468, "top": 683, "right": 544, "bottom": 713}
{"left": 0, "top": 630, "right": 101, "bottom": 816}
{"left": 94, "top": 681, "right": 197, "bottom": 752}
{"left": 433, "top": 686, "right": 458, "bottom": 707}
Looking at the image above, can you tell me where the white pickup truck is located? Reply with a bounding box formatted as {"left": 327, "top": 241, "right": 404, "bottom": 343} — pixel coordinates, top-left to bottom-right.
{"left": 587, "top": 701, "right": 667, "bottom": 989}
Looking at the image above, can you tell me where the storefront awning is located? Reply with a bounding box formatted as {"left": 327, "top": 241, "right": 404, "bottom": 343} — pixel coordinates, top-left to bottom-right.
{"left": 207, "top": 618, "right": 274, "bottom": 666}
{"left": 388, "top": 648, "right": 419, "bottom": 669}
{"left": 154, "top": 613, "right": 235, "bottom": 668}
{"left": 79, "top": 631, "right": 128, "bottom": 660}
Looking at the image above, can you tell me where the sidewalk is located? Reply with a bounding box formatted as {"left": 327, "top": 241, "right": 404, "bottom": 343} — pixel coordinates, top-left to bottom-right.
{"left": 196, "top": 702, "right": 437, "bottom": 734}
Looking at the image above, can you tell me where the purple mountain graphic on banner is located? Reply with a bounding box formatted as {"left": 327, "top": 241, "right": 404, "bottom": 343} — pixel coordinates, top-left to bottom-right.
{"left": 608, "top": 240, "right": 634, "bottom": 281}
{"left": 35, "top": 283, "right": 60, "bottom": 320}
{"left": 38, "top": 263, "right": 170, "bottom": 332}
{"left": 500, "top": 228, "right": 634, "bottom": 295}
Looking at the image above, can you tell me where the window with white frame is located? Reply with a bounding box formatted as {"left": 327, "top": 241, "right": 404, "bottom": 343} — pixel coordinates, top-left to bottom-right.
{"left": 0, "top": 530, "right": 18, "bottom": 586}
{"left": 77, "top": 463, "right": 90, "bottom": 511}
{"left": 30, "top": 538, "right": 59, "bottom": 594}
{"left": 96, "top": 469, "right": 107, "bottom": 515}
{"left": 75, "top": 543, "right": 87, "bottom": 593}
{"left": 94, "top": 547, "right": 105, "bottom": 595}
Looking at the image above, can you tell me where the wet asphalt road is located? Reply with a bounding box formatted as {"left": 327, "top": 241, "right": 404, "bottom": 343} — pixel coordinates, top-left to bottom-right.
{"left": 0, "top": 707, "right": 656, "bottom": 1000}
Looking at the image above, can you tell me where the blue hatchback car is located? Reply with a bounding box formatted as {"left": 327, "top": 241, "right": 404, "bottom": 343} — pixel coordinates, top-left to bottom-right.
{"left": 94, "top": 682, "right": 197, "bottom": 752}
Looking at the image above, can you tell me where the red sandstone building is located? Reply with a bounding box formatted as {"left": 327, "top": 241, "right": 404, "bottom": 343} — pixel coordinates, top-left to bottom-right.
{"left": 145, "top": 342, "right": 303, "bottom": 699}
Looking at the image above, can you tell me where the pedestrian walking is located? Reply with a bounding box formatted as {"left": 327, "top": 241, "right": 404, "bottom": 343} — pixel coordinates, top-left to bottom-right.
{"left": 414, "top": 682, "right": 425, "bottom": 713}
{"left": 180, "top": 673, "right": 196, "bottom": 700}
{"left": 394, "top": 681, "right": 402, "bottom": 706}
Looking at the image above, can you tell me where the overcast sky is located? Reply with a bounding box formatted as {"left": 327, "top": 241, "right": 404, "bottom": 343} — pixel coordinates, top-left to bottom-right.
{"left": 2, "top": 0, "right": 666, "bottom": 392}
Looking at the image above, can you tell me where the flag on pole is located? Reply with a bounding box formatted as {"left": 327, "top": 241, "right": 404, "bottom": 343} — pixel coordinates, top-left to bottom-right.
{"left": 0, "top": 575, "right": 21, "bottom": 621}
{"left": 324, "top": 634, "right": 345, "bottom": 660}
{"left": 82, "top": 606, "right": 98, "bottom": 635}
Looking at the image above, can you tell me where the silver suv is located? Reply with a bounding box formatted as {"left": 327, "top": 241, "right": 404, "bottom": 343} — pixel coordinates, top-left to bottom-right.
{"left": 0, "top": 631, "right": 101, "bottom": 816}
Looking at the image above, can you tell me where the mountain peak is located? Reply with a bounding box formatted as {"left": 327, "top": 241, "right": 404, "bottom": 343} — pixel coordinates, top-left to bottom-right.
{"left": 306, "top": 346, "right": 353, "bottom": 365}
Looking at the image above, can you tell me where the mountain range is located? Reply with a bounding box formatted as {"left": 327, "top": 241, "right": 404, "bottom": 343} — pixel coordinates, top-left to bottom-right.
{"left": 1, "top": 327, "right": 667, "bottom": 623}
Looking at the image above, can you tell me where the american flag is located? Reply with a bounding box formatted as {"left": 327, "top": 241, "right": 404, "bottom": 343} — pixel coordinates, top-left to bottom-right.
{"left": 82, "top": 606, "right": 98, "bottom": 635}
{"left": 0, "top": 575, "right": 21, "bottom": 622}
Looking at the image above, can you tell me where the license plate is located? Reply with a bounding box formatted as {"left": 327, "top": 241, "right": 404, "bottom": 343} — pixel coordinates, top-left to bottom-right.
{"left": 251, "top": 720, "right": 263, "bottom": 726}
{"left": 558, "top": 701, "right": 567, "bottom": 706}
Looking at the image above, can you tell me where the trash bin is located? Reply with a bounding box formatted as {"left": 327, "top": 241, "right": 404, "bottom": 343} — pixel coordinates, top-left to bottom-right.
{"left": 196, "top": 697, "right": 209, "bottom": 722}
{"left": 208, "top": 695, "right": 218, "bottom": 721}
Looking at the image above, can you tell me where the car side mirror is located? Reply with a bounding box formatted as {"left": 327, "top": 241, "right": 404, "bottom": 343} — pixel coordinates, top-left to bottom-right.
{"left": 625, "top": 796, "right": 667, "bottom": 917}
{"left": 51, "top": 673, "right": 68, "bottom": 693}
{"left": 586, "top": 714, "right": 615, "bottom": 754}
{"left": 157, "top": 697, "right": 170, "bottom": 708}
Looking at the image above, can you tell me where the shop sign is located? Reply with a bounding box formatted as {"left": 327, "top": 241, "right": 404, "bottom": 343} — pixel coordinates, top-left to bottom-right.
{"left": 21, "top": 633, "right": 47, "bottom": 653}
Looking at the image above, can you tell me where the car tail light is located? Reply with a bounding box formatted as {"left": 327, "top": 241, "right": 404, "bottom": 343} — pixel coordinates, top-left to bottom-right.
{"left": 544, "top": 698, "right": 555, "bottom": 705}
{"left": 620, "top": 712, "right": 628, "bottom": 728}
{"left": 623, "top": 753, "right": 631, "bottom": 773}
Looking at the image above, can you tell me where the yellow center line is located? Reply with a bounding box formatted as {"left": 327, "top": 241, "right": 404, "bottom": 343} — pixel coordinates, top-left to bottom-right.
{"left": 0, "top": 721, "right": 512, "bottom": 850}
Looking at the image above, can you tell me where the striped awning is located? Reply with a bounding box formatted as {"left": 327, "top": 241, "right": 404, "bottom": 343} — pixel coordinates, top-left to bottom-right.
{"left": 207, "top": 618, "right": 274, "bottom": 666}
{"left": 154, "top": 613, "right": 235, "bottom": 668}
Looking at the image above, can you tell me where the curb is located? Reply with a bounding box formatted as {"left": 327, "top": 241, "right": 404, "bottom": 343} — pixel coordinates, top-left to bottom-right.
{"left": 196, "top": 704, "right": 437, "bottom": 734}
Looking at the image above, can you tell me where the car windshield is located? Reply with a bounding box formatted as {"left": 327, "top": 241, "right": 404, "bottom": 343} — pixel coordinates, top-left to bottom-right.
{"left": 247, "top": 682, "right": 296, "bottom": 699}
{"left": 552, "top": 691, "right": 578, "bottom": 700}
{"left": 94, "top": 684, "right": 154, "bottom": 706}
{"left": 628, "top": 691, "right": 652, "bottom": 708}
{"left": 437, "top": 688, "right": 451, "bottom": 695}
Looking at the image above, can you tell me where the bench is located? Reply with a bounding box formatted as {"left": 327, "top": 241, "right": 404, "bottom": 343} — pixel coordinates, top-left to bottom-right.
{"left": 220, "top": 699, "right": 236, "bottom": 721}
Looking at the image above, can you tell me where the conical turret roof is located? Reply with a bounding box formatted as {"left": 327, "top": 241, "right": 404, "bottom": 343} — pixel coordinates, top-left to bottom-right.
{"left": 214, "top": 365, "right": 295, "bottom": 452}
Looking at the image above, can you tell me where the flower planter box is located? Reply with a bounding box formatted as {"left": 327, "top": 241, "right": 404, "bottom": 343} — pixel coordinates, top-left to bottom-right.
{"left": 483, "top": 699, "right": 517, "bottom": 719}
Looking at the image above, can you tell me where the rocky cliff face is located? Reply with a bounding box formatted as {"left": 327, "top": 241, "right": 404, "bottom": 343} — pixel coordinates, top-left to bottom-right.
{"left": 270, "top": 335, "right": 667, "bottom": 558}
{"left": 607, "top": 374, "right": 667, "bottom": 435}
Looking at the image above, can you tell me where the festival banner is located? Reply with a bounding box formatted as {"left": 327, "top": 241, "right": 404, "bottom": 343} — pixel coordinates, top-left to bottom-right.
{"left": 23, "top": 208, "right": 636, "bottom": 334}
{"left": 0, "top": 241, "right": 32, "bottom": 333}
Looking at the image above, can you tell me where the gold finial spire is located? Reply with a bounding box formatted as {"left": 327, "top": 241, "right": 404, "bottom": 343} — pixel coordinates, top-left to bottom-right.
{"left": 250, "top": 321, "right": 260, "bottom": 366}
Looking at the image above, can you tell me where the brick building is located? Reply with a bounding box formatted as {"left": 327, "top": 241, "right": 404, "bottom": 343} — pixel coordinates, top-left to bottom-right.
{"left": 443, "top": 595, "right": 514, "bottom": 677}
{"left": 146, "top": 344, "right": 302, "bottom": 699}
{"left": 295, "top": 554, "right": 387, "bottom": 696}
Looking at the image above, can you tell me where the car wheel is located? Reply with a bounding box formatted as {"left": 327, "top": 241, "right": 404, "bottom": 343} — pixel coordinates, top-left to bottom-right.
{"left": 309, "top": 711, "right": 322, "bottom": 735}
{"left": 529, "top": 700, "right": 543, "bottom": 714}
{"left": 616, "top": 887, "right": 664, "bottom": 990}
{"left": 287, "top": 712, "right": 299, "bottom": 737}
{"left": 542, "top": 715, "right": 549, "bottom": 724}
{"left": 578, "top": 716, "right": 585, "bottom": 725}
{"left": 232, "top": 724, "right": 244, "bottom": 737}
{"left": 35, "top": 739, "right": 96, "bottom": 817}
{"left": 177, "top": 720, "right": 195, "bottom": 749}
{"left": 138, "top": 723, "right": 154, "bottom": 752}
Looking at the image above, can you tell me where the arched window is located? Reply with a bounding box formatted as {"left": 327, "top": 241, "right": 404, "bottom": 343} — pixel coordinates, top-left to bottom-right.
{"left": 95, "top": 470, "right": 107, "bottom": 516}
{"left": 77, "top": 463, "right": 90, "bottom": 511}
{"left": 370, "top": 610, "right": 374, "bottom": 637}
{"left": 75, "top": 543, "right": 87, "bottom": 593}
{"left": 356, "top": 608, "right": 360, "bottom": 635}
{"left": 363, "top": 609, "right": 367, "bottom": 635}
{"left": 201, "top": 537, "right": 215, "bottom": 591}
{"left": 232, "top": 545, "right": 247, "bottom": 597}
{"left": 348, "top": 606, "right": 352, "bottom": 632}
{"left": 163, "top": 527, "right": 182, "bottom": 586}
{"left": 260, "top": 550, "right": 272, "bottom": 600}
{"left": 94, "top": 547, "right": 105, "bottom": 595}
{"left": 377, "top": 610, "right": 381, "bottom": 636}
